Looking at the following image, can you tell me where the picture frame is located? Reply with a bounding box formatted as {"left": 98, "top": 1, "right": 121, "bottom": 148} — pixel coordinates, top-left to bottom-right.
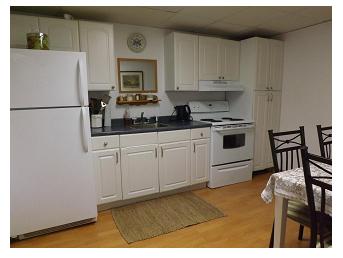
{"left": 119, "top": 71, "right": 144, "bottom": 92}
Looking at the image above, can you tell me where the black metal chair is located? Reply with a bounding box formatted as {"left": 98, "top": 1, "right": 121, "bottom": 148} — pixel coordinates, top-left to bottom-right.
{"left": 268, "top": 126, "right": 310, "bottom": 247}
{"left": 300, "top": 147, "right": 332, "bottom": 247}
{"left": 316, "top": 125, "right": 332, "bottom": 159}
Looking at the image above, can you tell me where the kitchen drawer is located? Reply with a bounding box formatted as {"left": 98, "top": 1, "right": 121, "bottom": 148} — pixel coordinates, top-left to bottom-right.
{"left": 191, "top": 128, "right": 210, "bottom": 140}
{"left": 120, "top": 132, "right": 158, "bottom": 147}
{"left": 92, "top": 135, "right": 119, "bottom": 150}
{"left": 158, "top": 129, "right": 190, "bottom": 144}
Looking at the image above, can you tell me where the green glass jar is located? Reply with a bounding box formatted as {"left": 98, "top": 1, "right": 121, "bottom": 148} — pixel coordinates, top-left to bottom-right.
{"left": 26, "top": 32, "right": 49, "bottom": 50}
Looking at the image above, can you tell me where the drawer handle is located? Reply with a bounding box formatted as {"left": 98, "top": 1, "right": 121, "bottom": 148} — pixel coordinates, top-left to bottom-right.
{"left": 116, "top": 152, "right": 119, "bottom": 164}
{"left": 103, "top": 142, "right": 108, "bottom": 147}
{"left": 161, "top": 147, "right": 163, "bottom": 158}
{"left": 155, "top": 147, "right": 157, "bottom": 158}
{"left": 193, "top": 143, "right": 196, "bottom": 153}
{"left": 200, "top": 132, "right": 203, "bottom": 137}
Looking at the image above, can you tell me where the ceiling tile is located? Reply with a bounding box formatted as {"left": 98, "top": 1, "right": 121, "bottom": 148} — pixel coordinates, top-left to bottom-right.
{"left": 221, "top": 6, "right": 288, "bottom": 26}
{"left": 297, "top": 6, "right": 332, "bottom": 20}
{"left": 257, "top": 13, "right": 327, "bottom": 34}
{"left": 161, "top": 12, "right": 215, "bottom": 29}
{"left": 144, "top": 6, "right": 184, "bottom": 13}
{"left": 177, "top": 6, "right": 248, "bottom": 21}
{"left": 205, "top": 21, "right": 255, "bottom": 34}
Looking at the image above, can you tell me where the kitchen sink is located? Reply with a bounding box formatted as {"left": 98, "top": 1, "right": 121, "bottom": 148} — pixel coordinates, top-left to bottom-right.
{"left": 129, "top": 122, "right": 169, "bottom": 129}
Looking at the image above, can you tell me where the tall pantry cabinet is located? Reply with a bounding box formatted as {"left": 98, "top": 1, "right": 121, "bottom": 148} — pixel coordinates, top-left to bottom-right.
{"left": 240, "top": 37, "right": 284, "bottom": 171}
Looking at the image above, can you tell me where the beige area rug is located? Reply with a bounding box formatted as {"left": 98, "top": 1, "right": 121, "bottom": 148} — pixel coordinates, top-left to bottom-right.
{"left": 111, "top": 192, "right": 225, "bottom": 243}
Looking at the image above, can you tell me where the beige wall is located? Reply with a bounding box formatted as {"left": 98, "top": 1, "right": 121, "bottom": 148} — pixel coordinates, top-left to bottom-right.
{"left": 278, "top": 22, "right": 332, "bottom": 154}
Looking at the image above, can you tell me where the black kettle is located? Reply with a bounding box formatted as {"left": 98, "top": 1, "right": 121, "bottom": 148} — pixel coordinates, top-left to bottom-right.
{"left": 174, "top": 105, "right": 192, "bottom": 121}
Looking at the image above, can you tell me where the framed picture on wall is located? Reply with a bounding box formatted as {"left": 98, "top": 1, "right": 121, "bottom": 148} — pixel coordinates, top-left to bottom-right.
{"left": 119, "top": 71, "right": 144, "bottom": 92}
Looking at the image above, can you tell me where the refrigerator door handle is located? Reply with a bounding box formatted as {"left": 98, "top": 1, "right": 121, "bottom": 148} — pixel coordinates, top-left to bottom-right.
{"left": 81, "top": 108, "right": 89, "bottom": 152}
{"left": 78, "top": 59, "right": 87, "bottom": 107}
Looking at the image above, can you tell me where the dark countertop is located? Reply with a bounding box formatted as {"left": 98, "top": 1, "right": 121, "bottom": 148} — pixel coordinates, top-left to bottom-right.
{"left": 91, "top": 116, "right": 211, "bottom": 137}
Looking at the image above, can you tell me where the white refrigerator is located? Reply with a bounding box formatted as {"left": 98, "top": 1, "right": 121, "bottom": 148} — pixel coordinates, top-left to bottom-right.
{"left": 10, "top": 49, "right": 97, "bottom": 238}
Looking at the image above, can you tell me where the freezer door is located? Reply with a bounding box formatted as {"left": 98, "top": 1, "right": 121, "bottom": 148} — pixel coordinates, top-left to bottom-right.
{"left": 10, "top": 49, "right": 88, "bottom": 109}
{"left": 10, "top": 107, "right": 97, "bottom": 237}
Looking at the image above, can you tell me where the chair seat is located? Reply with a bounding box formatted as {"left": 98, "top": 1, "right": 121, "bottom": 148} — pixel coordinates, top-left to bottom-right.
{"left": 287, "top": 200, "right": 311, "bottom": 226}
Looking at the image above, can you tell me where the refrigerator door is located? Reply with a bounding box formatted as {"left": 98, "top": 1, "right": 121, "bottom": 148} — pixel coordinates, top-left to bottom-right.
{"left": 10, "top": 107, "right": 96, "bottom": 237}
{"left": 10, "top": 49, "right": 88, "bottom": 109}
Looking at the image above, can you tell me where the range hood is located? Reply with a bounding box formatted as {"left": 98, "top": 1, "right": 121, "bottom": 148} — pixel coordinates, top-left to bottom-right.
{"left": 199, "top": 80, "right": 244, "bottom": 91}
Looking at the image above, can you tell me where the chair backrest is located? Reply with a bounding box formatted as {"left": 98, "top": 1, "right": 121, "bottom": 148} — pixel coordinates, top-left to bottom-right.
{"left": 316, "top": 125, "right": 332, "bottom": 159}
{"left": 300, "top": 147, "right": 332, "bottom": 246}
{"left": 268, "top": 126, "right": 306, "bottom": 173}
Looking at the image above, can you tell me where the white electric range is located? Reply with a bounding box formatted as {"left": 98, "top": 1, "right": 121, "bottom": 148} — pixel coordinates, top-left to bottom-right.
{"left": 189, "top": 101, "right": 255, "bottom": 188}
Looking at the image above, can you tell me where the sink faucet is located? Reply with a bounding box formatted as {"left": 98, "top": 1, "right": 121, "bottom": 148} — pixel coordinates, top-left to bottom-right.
{"left": 140, "top": 112, "right": 144, "bottom": 124}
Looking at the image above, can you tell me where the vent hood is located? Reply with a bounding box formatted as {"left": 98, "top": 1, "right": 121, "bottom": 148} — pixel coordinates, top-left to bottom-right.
{"left": 199, "top": 80, "right": 244, "bottom": 91}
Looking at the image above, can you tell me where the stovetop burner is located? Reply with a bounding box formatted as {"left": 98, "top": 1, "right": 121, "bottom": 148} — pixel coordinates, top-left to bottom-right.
{"left": 200, "top": 119, "right": 223, "bottom": 122}
{"left": 222, "top": 117, "right": 244, "bottom": 121}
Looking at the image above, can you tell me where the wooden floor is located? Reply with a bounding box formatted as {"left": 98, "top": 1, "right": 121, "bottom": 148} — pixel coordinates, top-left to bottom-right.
{"left": 11, "top": 172, "right": 311, "bottom": 248}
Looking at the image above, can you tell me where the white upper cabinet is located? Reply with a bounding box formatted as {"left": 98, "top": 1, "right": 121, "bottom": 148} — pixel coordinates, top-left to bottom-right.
{"left": 243, "top": 37, "right": 284, "bottom": 91}
{"left": 11, "top": 14, "right": 39, "bottom": 48}
{"left": 199, "top": 36, "right": 240, "bottom": 81}
{"left": 199, "top": 36, "right": 221, "bottom": 80}
{"left": 221, "top": 40, "right": 240, "bottom": 81}
{"left": 268, "top": 40, "right": 284, "bottom": 91}
{"left": 79, "top": 20, "right": 115, "bottom": 91}
{"left": 159, "top": 141, "right": 191, "bottom": 192}
{"left": 38, "top": 17, "right": 79, "bottom": 51}
{"left": 165, "top": 32, "right": 199, "bottom": 91}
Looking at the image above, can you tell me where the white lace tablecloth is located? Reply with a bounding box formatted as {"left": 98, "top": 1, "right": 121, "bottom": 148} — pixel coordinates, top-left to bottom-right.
{"left": 261, "top": 163, "right": 332, "bottom": 216}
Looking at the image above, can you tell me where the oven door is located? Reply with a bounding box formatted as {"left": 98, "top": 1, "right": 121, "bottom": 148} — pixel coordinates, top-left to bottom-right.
{"left": 211, "top": 125, "right": 254, "bottom": 165}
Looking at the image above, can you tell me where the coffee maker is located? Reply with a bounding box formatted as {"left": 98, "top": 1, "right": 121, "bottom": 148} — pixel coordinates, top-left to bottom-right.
{"left": 173, "top": 105, "right": 192, "bottom": 121}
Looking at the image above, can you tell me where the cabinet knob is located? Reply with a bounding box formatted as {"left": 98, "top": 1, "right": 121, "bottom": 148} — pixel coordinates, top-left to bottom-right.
{"left": 218, "top": 76, "right": 221, "bottom": 79}
{"left": 176, "top": 86, "right": 179, "bottom": 90}
{"left": 200, "top": 132, "right": 203, "bottom": 137}
{"left": 103, "top": 142, "right": 108, "bottom": 146}
{"left": 111, "top": 86, "right": 115, "bottom": 90}
{"left": 222, "top": 76, "right": 225, "bottom": 79}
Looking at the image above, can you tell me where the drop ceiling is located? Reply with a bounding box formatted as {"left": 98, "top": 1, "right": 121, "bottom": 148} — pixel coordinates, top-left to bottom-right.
{"left": 10, "top": 6, "right": 332, "bottom": 39}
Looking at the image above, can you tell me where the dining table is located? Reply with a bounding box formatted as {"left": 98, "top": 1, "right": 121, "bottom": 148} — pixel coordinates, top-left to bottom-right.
{"left": 261, "top": 163, "right": 332, "bottom": 247}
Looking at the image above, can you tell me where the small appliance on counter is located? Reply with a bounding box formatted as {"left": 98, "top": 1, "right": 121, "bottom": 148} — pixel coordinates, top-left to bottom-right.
{"left": 170, "top": 105, "right": 192, "bottom": 121}
{"left": 89, "top": 94, "right": 111, "bottom": 128}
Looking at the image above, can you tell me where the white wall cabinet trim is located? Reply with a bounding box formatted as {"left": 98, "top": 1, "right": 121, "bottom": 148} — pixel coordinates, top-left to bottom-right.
{"left": 79, "top": 20, "right": 115, "bottom": 91}
{"left": 10, "top": 14, "right": 39, "bottom": 48}
{"left": 38, "top": 17, "right": 80, "bottom": 51}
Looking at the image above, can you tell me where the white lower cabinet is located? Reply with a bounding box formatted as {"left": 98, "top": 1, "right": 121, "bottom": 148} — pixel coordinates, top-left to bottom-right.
{"left": 121, "top": 144, "right": 159, "bottom": 200}
{"left": 159, "top": 141, "right": 191, "bottom": 192}
{"left": 93, "top": 148, "right": 122, "bottom": 204}
{"left": 191, "top": 138, "right": 210, "bottom": 184}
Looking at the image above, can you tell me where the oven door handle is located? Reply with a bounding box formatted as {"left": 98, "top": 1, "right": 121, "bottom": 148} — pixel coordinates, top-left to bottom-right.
{"left": 214, "top": 125, "right": 255, "bottom": 132}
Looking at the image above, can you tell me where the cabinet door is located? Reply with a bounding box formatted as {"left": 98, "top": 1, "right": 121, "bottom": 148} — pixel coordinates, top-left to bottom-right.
{"left": 191, "top": 138, "right": 210, "bottom": 184}
{"left": 221, "top": 39, "right": 240, "bottom": 81}
{"left": 93, "top": 148, "right": 122, "bottom": 204}
{"left": 264, "top": 92, "right": 282, "bottom": 167}
{"left": 269, "top": 40, "right": 284, "bottom": 91}
{"left": 256, "top": 38, "right": 270, "bottom": 90}
{"left": 199, "top": 36, "right": 221, "bottom": 80}
{"left": 79, "top": 21, "right": 115, "bottom": 91}
{"left": 11, "top": 14, "right": 39, "bottom": 48}
{"left": 253, "top": 91, "right": 269, "bottom": 170}
{"left": 159, "top": 141, "right": 191, "bottom": 192}
{"left": 174, "top": 33, "right": 199, "bottom": 91}
{"left": 121, "top": 144, "right": 159, "bottom": 199}
{"left": 38, "top": 17, "right": 79, "bottom": 51}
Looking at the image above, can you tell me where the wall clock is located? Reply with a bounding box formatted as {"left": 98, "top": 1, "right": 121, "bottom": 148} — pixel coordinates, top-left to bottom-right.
{"left": 127, "top": 33, "right": 146, "bottom": 53}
